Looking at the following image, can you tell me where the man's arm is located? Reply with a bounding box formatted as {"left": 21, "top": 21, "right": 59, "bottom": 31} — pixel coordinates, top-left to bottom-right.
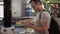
{"left": 23, "top": 20, "right": 45, "bottom": 33}
{"left": 30, "top": 11, "right": 51, "bottom": 34}
{"left": 24, "top": 20, "right": 50, "bottom": 34}
{"left": 40, "top": 11, "right": 51, "bottom": 34}
{"left": 29, "top": 21, "right": 49, "bottom": 34}
{"left": 29, "top": 24, "right": 48, "bottom": 33}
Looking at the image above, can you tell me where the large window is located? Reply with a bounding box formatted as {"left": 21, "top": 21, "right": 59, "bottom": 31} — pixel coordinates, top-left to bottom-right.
{"left": 0, "top": 0, "right": 4, "bottom": 20}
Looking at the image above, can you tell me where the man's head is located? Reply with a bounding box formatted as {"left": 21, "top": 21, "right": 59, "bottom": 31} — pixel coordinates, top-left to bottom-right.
{"left": 30, "top": 0, "right": 43, "bottom": 12}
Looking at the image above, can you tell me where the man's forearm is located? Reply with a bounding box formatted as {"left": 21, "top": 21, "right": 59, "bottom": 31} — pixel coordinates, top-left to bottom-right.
{"left": 29, "top": 25, "right": 48, "bottom": 34}
{"left": 30, "top": 25, "right": 43, "bottom": 32}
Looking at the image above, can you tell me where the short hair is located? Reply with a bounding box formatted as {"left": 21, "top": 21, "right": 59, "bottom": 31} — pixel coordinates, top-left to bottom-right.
{"left": 29, "top": 0, "right": 42, "bottom": 4}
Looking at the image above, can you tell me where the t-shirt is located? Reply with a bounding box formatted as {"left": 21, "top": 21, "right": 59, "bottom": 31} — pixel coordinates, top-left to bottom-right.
{"left": 34, "top": 11, "right": 51, "bottom": 34}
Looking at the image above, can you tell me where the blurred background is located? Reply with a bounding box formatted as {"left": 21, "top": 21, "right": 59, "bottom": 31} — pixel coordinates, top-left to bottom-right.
{"left": 0, "top": 0, "right": 60, "bottom": 34}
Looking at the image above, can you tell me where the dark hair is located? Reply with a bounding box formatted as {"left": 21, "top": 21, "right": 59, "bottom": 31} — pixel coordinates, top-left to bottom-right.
{"left": 29, "top": 0, "right": 42, "bottom": 4}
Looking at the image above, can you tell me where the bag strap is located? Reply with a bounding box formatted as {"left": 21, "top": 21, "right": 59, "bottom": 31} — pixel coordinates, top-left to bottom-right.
{"left": 39, "top": 10, "right": 47, "bottom": 19}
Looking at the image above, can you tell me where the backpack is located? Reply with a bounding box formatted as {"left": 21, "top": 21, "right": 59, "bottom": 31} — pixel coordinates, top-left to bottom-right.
{"left": 40, "top": 10, "right": 59, "bottom": 34}
{"left": 49, "top": 17, "right": 59, "bottom": 34}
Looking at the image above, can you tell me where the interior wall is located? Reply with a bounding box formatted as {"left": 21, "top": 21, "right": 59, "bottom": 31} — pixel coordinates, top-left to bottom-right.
{"left": 11, "top": 0, "right": 25, "bottom": 17}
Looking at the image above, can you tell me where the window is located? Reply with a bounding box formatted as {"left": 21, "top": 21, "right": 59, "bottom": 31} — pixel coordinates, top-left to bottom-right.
{"left": 0, "top": 0, "right": 4, "bottom": 20}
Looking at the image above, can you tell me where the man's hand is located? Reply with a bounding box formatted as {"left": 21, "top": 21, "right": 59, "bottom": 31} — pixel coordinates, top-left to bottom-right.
{"left": 23, "top": 19, "right": 33, "bottom": 27}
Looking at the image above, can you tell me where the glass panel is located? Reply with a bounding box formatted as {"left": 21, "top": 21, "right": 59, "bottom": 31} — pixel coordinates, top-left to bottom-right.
{"left": 0, "top": 2, "right": 4, "bottom": 4}
{"left": 0, "top": 6, "right": 4, "bottom": 19}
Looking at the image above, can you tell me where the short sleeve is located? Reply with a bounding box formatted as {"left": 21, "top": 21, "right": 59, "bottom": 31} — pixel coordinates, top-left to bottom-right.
{"left": 40, "top": 11, "right": 51, "bottom": 23}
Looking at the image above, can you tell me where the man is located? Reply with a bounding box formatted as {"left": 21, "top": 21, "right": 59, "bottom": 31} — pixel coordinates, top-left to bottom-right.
{"left": 23, "top": 0, "right": 51, "bottom": 34}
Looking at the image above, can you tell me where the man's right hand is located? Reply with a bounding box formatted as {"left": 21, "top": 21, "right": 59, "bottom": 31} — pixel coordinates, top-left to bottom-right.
{"left": 23, "top": 19, "right": 34, "bottom": 27}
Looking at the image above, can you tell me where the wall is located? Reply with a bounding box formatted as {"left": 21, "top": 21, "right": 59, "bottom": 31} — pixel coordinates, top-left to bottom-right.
{"left": 11, "top": 0, "right": 25, "bottom": 18}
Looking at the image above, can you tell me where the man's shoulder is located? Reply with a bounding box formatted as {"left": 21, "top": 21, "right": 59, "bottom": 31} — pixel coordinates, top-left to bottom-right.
{"left": 41, "top": 11, "right": 51, "bottom": 18}
{"left": 41, "top": 11, "right": 50, "bottom": 15}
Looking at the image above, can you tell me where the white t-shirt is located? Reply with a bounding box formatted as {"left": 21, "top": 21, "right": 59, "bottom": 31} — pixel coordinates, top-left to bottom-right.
{"left": 34, "top": 11, "right": 51, "bottom": 34}
{"left": 40, "top": 11, "right": 51, "bottom": 28}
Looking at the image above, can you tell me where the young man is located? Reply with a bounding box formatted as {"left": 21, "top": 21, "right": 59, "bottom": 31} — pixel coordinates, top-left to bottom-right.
{"left": 23, "top": 0, "right": 51, "bottom": 34}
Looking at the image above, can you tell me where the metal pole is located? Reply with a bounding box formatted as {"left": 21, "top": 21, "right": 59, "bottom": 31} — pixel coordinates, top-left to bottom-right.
{"left": 4, "top": 0, "right": 11, "bottom": 27}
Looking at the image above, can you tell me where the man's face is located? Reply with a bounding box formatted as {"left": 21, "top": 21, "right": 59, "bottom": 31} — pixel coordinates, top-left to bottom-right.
{"left": 31, "top": 1, "right": 41, "bottom": 11}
